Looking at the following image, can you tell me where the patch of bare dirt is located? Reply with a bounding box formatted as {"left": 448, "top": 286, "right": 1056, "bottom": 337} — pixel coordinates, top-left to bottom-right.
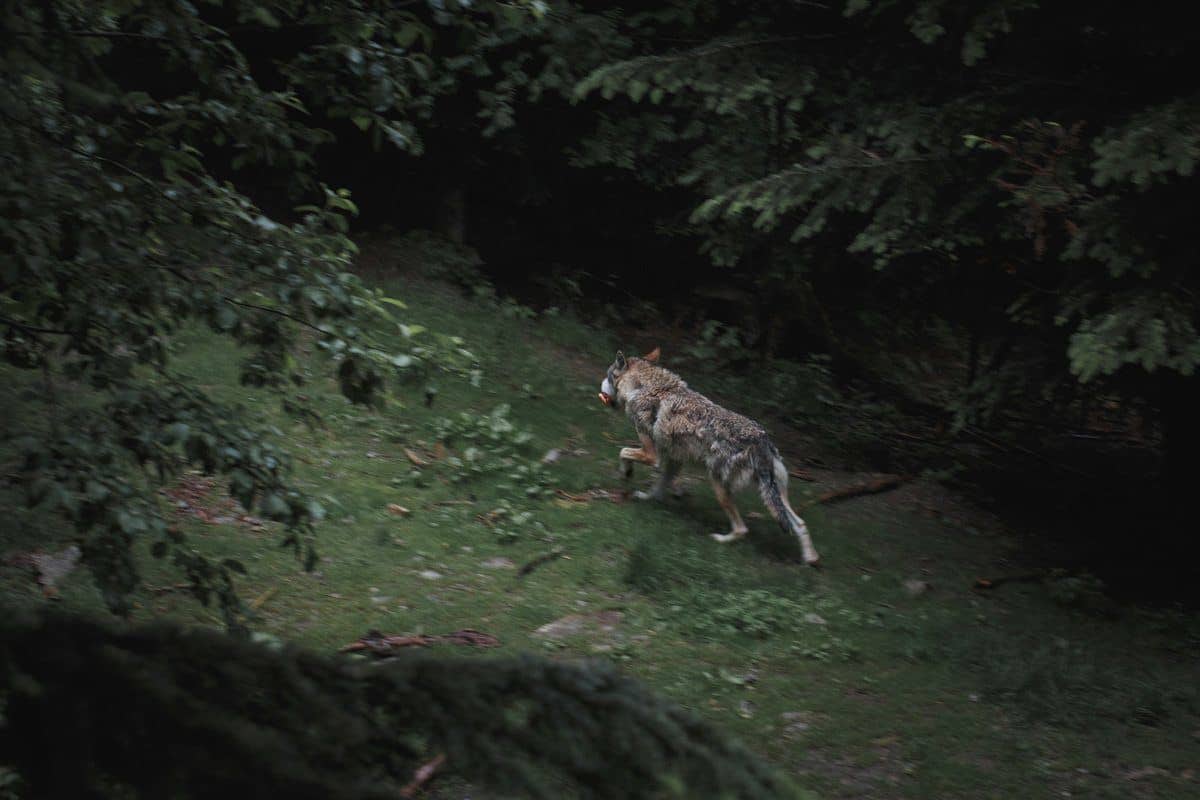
{"left": 4, "top": 544, "right": 82, "bottom": 597}
{"left": 791, "top": 742, "right": 913, "bottom": 798}
{"left": 160, "top": 472, "right": 267, "bottom": 531}
{"left": 532, "top": 610, "right": 624, "bottom": 642}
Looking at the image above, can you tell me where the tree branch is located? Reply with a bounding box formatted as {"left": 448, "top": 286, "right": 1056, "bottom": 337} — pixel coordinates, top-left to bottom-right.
{"left": 0, "top": 316, "right": 71, "bottom": 336}
{"left": 223, "top": 298, "right": 329, "bottom": 337}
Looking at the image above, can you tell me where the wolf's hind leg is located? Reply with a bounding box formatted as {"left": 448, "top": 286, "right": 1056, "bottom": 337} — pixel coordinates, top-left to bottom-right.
{"left": 709, "top": 479, "right": 749, "bottom": 543}
{"left": 781, "top": 495, "right": 820, "bottom": 566}
{"left": 761, "top": 457, "right": 820, "bottom": 565}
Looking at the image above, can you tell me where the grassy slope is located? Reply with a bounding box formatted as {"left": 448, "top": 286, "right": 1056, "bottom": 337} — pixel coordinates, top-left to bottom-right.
{"left": 2, "top": 256, "right": 1198, "bottom": 799}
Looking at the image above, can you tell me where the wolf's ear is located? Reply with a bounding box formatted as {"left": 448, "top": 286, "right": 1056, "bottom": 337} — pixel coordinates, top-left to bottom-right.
{"left": 644, "top": 346, "right": 661, "bottom": 363}
{"left": 615, "top": 350, "right": 626, "bottom": 369}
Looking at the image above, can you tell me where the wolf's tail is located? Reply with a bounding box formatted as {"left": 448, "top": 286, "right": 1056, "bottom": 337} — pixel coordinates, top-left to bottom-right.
{"left": 755, "top": 442, "right": 821, "bottom": 566}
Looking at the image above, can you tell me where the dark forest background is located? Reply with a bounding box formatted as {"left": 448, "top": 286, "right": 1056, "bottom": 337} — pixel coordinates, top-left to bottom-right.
{"left": 265, "top": 0, "right": 1200, "bottom": 596}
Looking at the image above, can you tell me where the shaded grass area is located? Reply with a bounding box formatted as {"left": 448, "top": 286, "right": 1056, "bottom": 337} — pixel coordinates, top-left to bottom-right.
{"left": 2, "top": 253, "right": 1198, "bottom": 799}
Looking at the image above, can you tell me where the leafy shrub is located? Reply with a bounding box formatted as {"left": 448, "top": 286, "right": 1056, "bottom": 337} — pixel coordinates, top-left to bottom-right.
{"left": 400, "top": 230, "right": 487, "bottom": 292}
{"left": 698, "top": 590, "right": 806, "bottom": 639}
{"left": 479, "top": 499, "right": 544, "bottom": 544}
{"left": 684, "top": 320, "right": 747, "bottom": 365}
{"left": 433, "top": 404, "right": 548, "bottom": 488}
{"left": 1045, "top": 569, "right": 1112, "bottom": 614}
{"left": 430, "top": 404, "right": 551, "bottom": 541}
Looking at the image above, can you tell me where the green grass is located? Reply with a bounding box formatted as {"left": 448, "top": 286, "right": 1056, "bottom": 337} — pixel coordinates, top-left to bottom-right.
{"left": 3, "top": 256, "right": 1199, "bottom": 799}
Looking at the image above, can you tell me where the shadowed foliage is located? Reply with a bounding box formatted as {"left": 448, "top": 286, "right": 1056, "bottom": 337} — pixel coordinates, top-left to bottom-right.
{"left": 0, "top": 610, "right": 795, "bottom": 799}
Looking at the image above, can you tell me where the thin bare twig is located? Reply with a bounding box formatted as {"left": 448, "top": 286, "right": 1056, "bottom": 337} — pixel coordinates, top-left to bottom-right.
{"left": 222, "top": 297, "right": 330, "bottom": 337}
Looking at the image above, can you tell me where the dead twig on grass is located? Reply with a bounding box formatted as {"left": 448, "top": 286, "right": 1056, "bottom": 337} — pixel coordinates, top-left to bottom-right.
{"left": 339, "top": 629, "right": 500, "bottom": 655}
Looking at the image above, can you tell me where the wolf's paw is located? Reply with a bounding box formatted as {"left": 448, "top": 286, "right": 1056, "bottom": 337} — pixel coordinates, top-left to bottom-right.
{"left": 804, "top": 554, "right": 822, "bottom": 569}
{"left": 710, "top": 530, "right": 747, "bottom": 544}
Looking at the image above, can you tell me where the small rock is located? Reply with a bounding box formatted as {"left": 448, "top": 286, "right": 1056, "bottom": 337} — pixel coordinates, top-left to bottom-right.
{"left": 780, "top": 711, "right": 812, "bottom": 736}
{"left": 370, "top": 595, "right": 392, "bottom": 604}
{"left": 387, "top": 503, "right": 411, "bottom": 516}
{"left": 212, "top": 516, "right": 236, "bottom": 525}
{"left": 803, "top": 612, "right": 827, "bottom": 626}
{"left": 533, "top": 610, "right": 623, "bottom": 640}
{"left": 481, "top": 557, "right": 516, "bottom": 569}
{"left": 541, "top": 448, "right": 563, "bottom": 465}
{"left": 904, "top": 579, "right": 932, "bottom": 597}
{"left": 31, "top": 545, "right": 83, "bottom": 597}
{"left": 418, "top": 570, "right": 442, "bottom": 580}
{"left": 737, "top": 700, "right": 757, "bottom": 718}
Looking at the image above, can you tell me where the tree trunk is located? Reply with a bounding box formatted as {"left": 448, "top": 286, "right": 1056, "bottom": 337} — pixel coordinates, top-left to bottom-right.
{"left": 1161, "top": 371, "right": 1200, "bottom": 504}
{"left": 435, "top": 184, "right": 467, "bottom": 245}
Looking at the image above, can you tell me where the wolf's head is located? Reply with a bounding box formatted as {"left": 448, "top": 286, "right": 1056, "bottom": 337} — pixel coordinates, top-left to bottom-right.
{"left": 598, "top": 347, "right": 659, "bottom": 411}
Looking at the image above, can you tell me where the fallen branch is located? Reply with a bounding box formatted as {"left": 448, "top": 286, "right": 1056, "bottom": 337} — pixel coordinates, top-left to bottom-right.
{"left": 402, "top": 447, "right": 428, "bottom": 467}
{"left": 801, "top": 475, "right": 907, "bottom": 509}
{"left": 400, "top": 753, "right": 447, "bottom": 798}
{"left": 554, "top": 487, "right": 625, "bottom": 504}
{"left": 249, "top": 585, "right": 278, "bottom": 610}
{"left": 145, "top": 582, "right": 192, "bottom": 596}
{"left": 973, "top": 573, "right": 1045, "bottom": 590}
{"left": 339, "top": 629, "right": 500, "bottom": 655}
{"left": 518, "top": 547, "right": 566, "bottom": 578}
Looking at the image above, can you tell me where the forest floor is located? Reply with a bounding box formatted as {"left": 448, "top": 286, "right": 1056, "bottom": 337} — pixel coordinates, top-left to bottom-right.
{"left": 2, "top": 237, "right": 1198, "bottom": 799}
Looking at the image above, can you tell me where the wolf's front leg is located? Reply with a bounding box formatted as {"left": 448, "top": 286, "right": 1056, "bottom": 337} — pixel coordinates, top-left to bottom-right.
{"left": 619, "top": 433, "right": 658, "bottom": 482}
{"left": 635, "top": 457, "right": 680, "bottom": 501}
{"left": 618, "top": 448, "right": 636, "bottom": 480}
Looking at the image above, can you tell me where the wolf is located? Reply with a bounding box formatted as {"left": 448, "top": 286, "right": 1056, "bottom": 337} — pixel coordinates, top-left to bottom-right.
{"left": 598, "top": 348, "right": 820, "bottom": 565}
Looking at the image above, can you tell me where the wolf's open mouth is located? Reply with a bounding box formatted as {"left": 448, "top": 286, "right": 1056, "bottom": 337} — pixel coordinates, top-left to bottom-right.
{"left": 598, "top": 392, "right": 611, "bottom": 406}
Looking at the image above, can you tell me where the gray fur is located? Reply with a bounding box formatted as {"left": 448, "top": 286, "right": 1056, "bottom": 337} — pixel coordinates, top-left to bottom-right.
{"left": 602, "top": 353, "right": 821, "bottom": 565}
